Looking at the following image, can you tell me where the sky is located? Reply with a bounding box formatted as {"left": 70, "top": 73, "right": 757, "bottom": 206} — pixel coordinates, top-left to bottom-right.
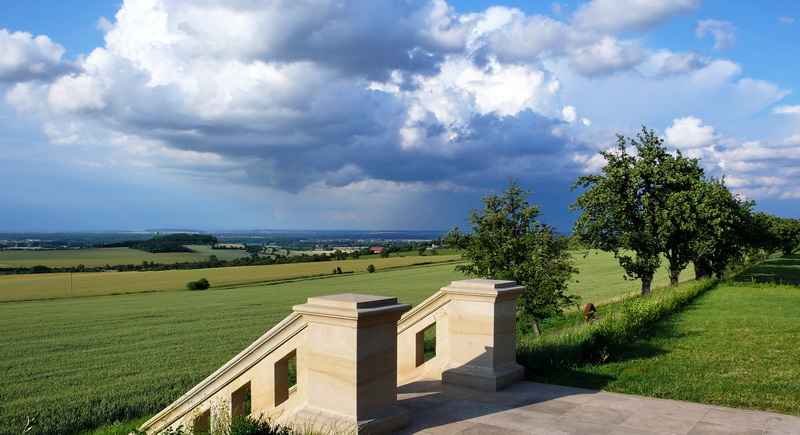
{"left": 1, "top": 0, "right": 799, "bottom": 232}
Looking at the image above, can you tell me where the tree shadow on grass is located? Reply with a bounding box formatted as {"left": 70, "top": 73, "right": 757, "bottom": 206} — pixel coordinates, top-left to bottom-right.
{"left": 733, "top": 253, "right": 800, "bottom": 287}
{"left": 522, "top": 318, "right": 689, "bottom": 391}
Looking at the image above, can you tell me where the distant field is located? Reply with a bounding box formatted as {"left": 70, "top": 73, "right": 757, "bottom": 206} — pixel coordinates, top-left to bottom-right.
{"left": 568, "top": 250, "right": 672, "bottom": 304}
{"left": 0, "top": 246, "right": 249, "bottom": 268}
{"left": 0, "top": 249, "right": 672, "bottom": 303}
{"left": 0, "top": 255, "right": 461, "bottom": 302}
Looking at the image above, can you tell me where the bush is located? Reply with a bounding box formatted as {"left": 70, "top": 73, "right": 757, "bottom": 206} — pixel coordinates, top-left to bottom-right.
{"left": 367, "top": 264, "right": 376, "bottom": 273}
{"left": 230, "top": 414, "right": 292, "bottom": 435}
{"left": 186, "top": 278, "right": 210, "bottom": 291}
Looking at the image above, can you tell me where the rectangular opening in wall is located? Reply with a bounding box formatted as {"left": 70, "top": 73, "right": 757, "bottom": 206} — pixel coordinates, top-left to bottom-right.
{"left": 274, "top": 349, "right": 297, "bottom": 406}
{"left": 231, "top": 381, "right": 251, "bottom": 419}
{"left": 288, "top": 353, "right": 297, "bottom": 388}
{"left": 415, "top": 322, "right": 436, "bottom": 367}
{"left": 193, "top": 408, "right": 211, "bottom": 435}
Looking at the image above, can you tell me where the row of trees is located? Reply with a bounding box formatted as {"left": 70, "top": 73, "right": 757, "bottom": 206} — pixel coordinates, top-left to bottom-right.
{"left": 571, "top": 127, "right": 800, "bottom": 293}
{"left": 446, "top": 127, "right": 799, "bottom": 334}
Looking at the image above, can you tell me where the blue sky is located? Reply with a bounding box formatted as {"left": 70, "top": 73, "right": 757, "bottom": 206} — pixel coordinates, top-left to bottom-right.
{"left": 1, "top": 0, "right": 798, "bottom": 232}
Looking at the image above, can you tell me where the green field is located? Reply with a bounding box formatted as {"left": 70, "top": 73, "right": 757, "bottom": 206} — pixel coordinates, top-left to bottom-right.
{"left": 0, "top": 251, "right": 674, "bottom": 434}
{"left": 0, "top": 255, "right": 461, "bottom": 302}
{"left": 0, "top": 249, "right": 671, "bottom": 304}
{"left": 0, "top": 246, "right": 251, "bottom": 268}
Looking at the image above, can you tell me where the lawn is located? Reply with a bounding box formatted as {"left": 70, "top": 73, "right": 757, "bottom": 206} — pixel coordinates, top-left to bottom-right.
{"left": 527, "top": 259, "right": 800, "bottom": 416}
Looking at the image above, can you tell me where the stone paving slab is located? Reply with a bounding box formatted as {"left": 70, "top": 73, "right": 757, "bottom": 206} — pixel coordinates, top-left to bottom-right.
{"left": 395, "top": 380, "right": 800, "bottom": 435}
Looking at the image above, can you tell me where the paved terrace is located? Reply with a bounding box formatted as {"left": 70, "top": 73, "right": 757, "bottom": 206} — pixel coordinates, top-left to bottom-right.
{"left": 396, "top": 380, "right": 800, "bottom": 435}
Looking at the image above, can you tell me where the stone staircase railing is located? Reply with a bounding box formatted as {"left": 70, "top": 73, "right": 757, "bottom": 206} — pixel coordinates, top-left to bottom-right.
{"left": 138, "top": 279, "right": 525, "bottom": 434}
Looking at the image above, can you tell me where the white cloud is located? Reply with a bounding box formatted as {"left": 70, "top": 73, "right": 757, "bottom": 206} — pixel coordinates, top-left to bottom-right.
{"left": 568, "top": 36, "right": 645, "bottom": 76}
{"left": 665, "top": 116, "right": 717, "bottom": 148}
{"left": 0, "top": 29, "right": 78, "bottom": 83}
{"left": 572, "top": 0, "right": 698, "bottom": 33}
{"left": 773, "top": 105, "right": 800, "bottom": 115}
{"left": 695, "top": 19, "right": 737, "bottom": 50}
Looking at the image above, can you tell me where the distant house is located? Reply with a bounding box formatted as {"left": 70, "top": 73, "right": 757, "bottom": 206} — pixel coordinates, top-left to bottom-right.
{"left": 370, "top": 246, "right": 384, "bottom": 254}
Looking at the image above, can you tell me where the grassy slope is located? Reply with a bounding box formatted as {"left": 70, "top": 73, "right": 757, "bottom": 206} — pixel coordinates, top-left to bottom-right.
{"left": 528, "top": 255, "right": 800, "bottom": 416}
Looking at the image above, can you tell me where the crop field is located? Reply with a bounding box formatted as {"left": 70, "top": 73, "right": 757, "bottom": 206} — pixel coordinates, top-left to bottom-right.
{"left": 0, "top": 246, "right": 250, "bottom": 268}
{"left": 0, "top": 250, "right": 674, "bottom": 434}
{"left": 567, "top": 250, "right": 672, "bottom": 304}
{"left": 0, "top": 255, "right": 461, "bottom": 302}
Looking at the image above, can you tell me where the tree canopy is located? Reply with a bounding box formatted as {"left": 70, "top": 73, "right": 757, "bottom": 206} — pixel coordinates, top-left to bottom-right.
{"left": 449, "top": 179, "right": 578, "bottom": 334}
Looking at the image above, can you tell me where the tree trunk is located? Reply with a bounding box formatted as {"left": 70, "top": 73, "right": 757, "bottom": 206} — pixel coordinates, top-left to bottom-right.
{"left": 532, "top": 319, "right": 541, "bottom": 337}
{"left": 694, "top": 256, "right": 713, "bottom": 280}
{"left": 668, "top": 268, "right": 680, "bottom": 285}
{"left": 641, "top": 279, "right": 651, "bottom": 295}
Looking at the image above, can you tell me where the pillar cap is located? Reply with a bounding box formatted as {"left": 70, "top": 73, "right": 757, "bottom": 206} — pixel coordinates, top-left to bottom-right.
{"left": 294, "top": 293, "right": 411, "bottom": 324}
{"left": 441, "top": 279, "right": 525, "bottom": 302}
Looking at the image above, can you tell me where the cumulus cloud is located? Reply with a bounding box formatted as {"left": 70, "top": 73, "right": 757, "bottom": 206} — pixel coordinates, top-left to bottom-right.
{"left": 0, "top": 30, "right": 79, "bottom": 83}
{"left": 665, "top": 116, "right": 717, "bottom": 149}
{"left": 572, "top": 0, "right": 698, "bottom": 33}
{"left": 695, "top": 19, "right": 737, "bottom": 50}
{"left": 2, "top": 0, "right": 796, "bottom": 217}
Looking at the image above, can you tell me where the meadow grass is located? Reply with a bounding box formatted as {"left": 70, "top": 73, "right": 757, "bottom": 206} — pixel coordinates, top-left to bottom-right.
{"left": 0, "top": 255, "right": 461, "bottom": 302}
{"left": 733, "top": 252, "right": 800, "bottom": 287}
{"left": 523, "top": 258, "right": 800, "bottom": 416}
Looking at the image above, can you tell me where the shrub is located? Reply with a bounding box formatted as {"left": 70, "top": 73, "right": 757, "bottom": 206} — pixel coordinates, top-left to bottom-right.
{"left": 367, "top": 264, "right": 376, "bottom": 273}
{"left": 230, "top": 414, "right": 292, "bottom": 435}
{"left": 186, "top": 278, "right": 210, "bottom": 291}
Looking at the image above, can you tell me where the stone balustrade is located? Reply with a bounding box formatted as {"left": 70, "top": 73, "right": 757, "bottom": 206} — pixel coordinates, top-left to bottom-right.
{"left": 138, "top": 279, "right": 525, "bottom": 434}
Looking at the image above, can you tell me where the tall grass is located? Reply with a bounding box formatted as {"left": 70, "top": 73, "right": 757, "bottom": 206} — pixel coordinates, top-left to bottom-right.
{"left": 517, "top": 278, "right": 718, "bottom": 371}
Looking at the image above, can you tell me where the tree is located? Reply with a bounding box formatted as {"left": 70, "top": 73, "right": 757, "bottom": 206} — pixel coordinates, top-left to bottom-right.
{"left": 691, "top": 178, "right": 754, "bottom": 279}
{"left": 774, "top": 217, "right": 800, "bottom": 255}
{"left": 455, "top": 179, "right": 578, "bottom": 335}
{"left": 571, "top": 127, "right": 704, "bottom": 293}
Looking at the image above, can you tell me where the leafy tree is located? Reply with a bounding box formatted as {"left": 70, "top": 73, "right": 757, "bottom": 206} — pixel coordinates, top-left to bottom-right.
{"left": 455, "top": 179, "right": 578, "bottom": 335}
{"left": 443, "top": 226, "right": 470, "bottom": 249}
{"left": 367, "top": 264, "right": 376, "bottom": 273}
{"left": 691, "top": 178, "right": 754, "bottom": 279}
{"left": 571, "top": 127, "right": 704, "bottom": 293}
{"left": 775, "top": 217, "right": 800, "bottom": 255}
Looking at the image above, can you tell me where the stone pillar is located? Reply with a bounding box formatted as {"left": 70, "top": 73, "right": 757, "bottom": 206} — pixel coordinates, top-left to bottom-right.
{"left": 440, "top": 279, "right": 525, "bottom": 391}
{"left": 293, "top": 294, "right": 411, "bottom": 434}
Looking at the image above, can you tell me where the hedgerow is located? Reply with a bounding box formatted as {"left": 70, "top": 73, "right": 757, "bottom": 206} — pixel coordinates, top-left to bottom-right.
{"left": 517, "top": 278, "right": 718, "bottom": 371}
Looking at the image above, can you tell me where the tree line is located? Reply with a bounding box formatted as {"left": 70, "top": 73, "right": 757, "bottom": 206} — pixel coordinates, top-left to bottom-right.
{"left": 445, "top": 127, "right": 800, "bottom": 334}
{"left": 95, "top": 233, "right": 218, "bottom": 253}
